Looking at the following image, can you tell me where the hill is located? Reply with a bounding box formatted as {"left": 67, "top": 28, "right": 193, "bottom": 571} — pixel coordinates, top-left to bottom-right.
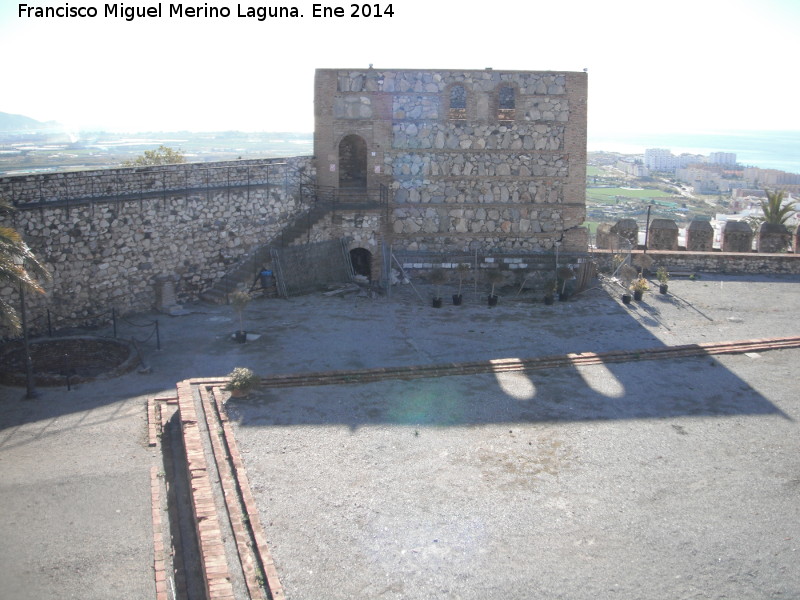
{"left": 0, "top": 111, "right": 61, "bottom": 132}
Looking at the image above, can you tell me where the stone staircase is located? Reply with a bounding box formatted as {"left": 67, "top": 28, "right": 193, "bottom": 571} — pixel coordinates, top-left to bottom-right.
{"left": 200, "top": 185, "right": 387, "bottom": 304}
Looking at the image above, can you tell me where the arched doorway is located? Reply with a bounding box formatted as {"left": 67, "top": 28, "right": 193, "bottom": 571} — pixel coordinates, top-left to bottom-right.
{"left": 350, "top": 248, "right": 372, "bottom": 281}
{"left": 338, "top": 134, "right": 367, "bottom": 189}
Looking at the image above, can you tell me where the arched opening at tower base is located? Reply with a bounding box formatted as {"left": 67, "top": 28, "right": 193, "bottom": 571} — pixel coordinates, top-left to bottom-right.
{"left": 349, "top": 248, "right": 372, "bottom": 280}
{"left": 338, "top": 134, "right": 367, "bottom": 189}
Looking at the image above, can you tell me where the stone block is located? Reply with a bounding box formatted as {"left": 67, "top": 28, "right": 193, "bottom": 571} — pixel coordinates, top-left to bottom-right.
{"left": 686, "top": 219, "right": 714, "bottom": 251}
{"left": 757, "top": 222, "right": 791, "bottom": 253}
{"left": 721, "top": 220, "right": 753, "bottom": 253}
{"left": 595, "top": 223, "right": 613, "bottom": 249}
{"left": 647, "top": 218, "right": 679, "bottom": 251}
{"left": 609, "top": 219, "right": 638, "bottom": 248}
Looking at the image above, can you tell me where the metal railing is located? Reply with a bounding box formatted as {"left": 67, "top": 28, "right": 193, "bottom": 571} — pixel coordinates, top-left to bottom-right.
{"left": 6, "top": 305, "right": 161, "bottom": 350}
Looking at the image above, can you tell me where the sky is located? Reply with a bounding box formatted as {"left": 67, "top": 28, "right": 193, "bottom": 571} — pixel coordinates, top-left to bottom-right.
{"left": 1, "top": 0, "right": 799, "bottom": 138}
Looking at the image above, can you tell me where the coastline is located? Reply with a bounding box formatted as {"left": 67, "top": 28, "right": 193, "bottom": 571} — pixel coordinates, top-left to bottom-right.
{"left": 588, "top": 129, "right": 800, "bottom": 174}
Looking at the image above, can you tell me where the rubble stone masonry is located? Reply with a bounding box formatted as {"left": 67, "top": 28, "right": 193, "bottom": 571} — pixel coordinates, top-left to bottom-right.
{"left": 314, "top": 68, "right": 589, "bottom": 254}
{"left": 0, "top": 157, "right": 313, "bottom": 331}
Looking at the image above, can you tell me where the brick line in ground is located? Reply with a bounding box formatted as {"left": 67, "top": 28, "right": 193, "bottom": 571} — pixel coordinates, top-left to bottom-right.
{"left": 199, "top": 383, "right": 271, "bottom": 600}
{"left": 149, "top": 465, "right": 169, "bottom": 600}
{"left": 176, "top": 379, "right": 236, "bottom": 600}
{"left": 212, "top": 385, "right": 287, "bottom": 600}
{"left": 258, "top": 336, "right": 800, "bottom": 389}
{"left": 163, "top": 379, "right": 286, "bottom": 600}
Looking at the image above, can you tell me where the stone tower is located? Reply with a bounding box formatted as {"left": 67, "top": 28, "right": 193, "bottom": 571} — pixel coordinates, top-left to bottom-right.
{"left": 314, "top": 67, "right": 588, "bottom": 254}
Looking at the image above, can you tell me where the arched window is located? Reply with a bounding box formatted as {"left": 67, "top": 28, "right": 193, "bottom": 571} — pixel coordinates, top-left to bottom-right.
{"left": 498, "top": 85, "right": 515, "bottom": 122}
{"left": 449, "top": 85, "right": 467, "bottom": 121}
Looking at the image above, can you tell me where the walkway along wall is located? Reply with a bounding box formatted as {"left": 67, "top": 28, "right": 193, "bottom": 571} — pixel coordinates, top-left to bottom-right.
{"left": 0, "top": 157, "right": 314, "bottom": 333}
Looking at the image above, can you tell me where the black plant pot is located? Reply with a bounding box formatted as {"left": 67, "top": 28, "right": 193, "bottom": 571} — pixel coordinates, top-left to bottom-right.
{"left": 659, "top": 284, "right": 669, "bottom": 294}
{"left": 622, "top": 294, "right": 632, "bottom": 305}
{"left": 432, "top": 298, "right": 443, "bottom": 308}
{"left": 633, "top": 290, "right": 644, "bottom": 301}
{"left": 452, "top": 294, "right": 463, "bottom": 306}
{"left": 544, "top": 295, "right": 554, "bottom": 305}
{"left": 488, "top": 295, "right": 498, "bottom": 307}
{"left": 234, "top": 330, "right": 247, "bottom": 344}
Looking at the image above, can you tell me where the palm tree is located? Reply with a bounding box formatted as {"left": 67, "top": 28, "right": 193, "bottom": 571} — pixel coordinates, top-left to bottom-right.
{"left": 0, "top": 200, "right": 50, "bottom": 333}
{"left": 760, "top": 189, "right": 794, "bottom": 225}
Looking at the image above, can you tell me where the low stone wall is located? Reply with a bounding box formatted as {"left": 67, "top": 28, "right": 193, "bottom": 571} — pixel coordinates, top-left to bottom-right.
{"left": 0, "top": 158, "right": 307, "bottom": 206}
{"left": 594, "top": 249, "right": 800, "bottom": 275}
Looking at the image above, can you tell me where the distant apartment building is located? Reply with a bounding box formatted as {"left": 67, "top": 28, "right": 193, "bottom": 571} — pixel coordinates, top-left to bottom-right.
{"left": 676, "top": 166, "right": 739, "bottom": 194}
{"left": 644, "top": 148, "right": 703, "bottom": 172}
{"left": 616, "top": 159, "right": 649, "bottom": 177}
{"left": 743, "top": 167, "right": 800, "bottom": 188}
{"left": 709, "top": 151, "right": 737, "bottom": 166}
{"left": 644, "top": 148, "right": 676, "bottom": 171}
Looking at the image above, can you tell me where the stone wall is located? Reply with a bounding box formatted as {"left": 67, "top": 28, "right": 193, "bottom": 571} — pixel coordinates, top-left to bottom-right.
{"left": 0, "top": 156, "right": 313, "bottom": 333}
{"left": 597, "top": 218, "right": 797, "bottom": 254}
{"left": 314, "top": 68, "right": 588, "bottom": 255}
{"left": 0, "top": 158, "right": 305, "bottom": 206}
{"left": 594, "top": 249, "right": 800, "bottom": 275}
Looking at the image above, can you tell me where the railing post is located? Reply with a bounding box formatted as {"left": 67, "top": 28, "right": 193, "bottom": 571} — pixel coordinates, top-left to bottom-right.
{"left": 155, "top": 320, "right": 161, "bottom": 351}
{"left": 47, "top": 309, "right": 52, "bottom": 337}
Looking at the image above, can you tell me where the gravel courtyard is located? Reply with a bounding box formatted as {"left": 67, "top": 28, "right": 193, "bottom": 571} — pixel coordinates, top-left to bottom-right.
{"left": 1, "top": 272, "right": 797, "bottom": 599}
{"left": 225, "top": 275, "right": 800, "bottom": 600}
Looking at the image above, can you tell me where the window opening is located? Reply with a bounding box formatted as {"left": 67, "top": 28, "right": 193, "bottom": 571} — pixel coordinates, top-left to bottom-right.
{"left": 498, "top": 85, "right": 515, "bottom": 122}
{"left": 449, "top": 85, "right": 467, "bottom": 121}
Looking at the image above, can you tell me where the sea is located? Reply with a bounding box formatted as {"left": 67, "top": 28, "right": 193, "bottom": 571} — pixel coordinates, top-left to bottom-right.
{"left": 588, "top": 130, "right": 800, "bottom": 175}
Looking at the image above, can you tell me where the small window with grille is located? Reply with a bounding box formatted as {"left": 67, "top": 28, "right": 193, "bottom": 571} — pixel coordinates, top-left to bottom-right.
{"left": 449, "top": 85, "right": 467, "bottom": 121}
{"left": 498, "top": 85, "right": 515, "bottom": 122}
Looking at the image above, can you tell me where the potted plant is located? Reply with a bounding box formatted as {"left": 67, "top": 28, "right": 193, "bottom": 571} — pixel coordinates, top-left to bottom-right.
{"left": 556, "top": 266, "right": 574, "bottom": 301}
{"left": 230, "top": 290, "right": 251, "bottom": 343}
{"left": 619, "top": 264, "right": 637, "bottom": 304}
{"left": 656, "top": 266, "right": 669, "bottom": 294}
{"left": 224, "top": 367, "right": 259, "bottom": 397}
{"left": 485, "top": 268, "right": 503, "bottom": 307}
{"left": 453, "top": 263, "right": 470, "bottom": 305}
{"left": 543, "top": 278, "right": 557, "bottom": 305}
{"left": 631, "top": 276, "right": 649, "bottom": 301}
{"left": 429, "top": 268, "right": 447, "bottom": 308}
